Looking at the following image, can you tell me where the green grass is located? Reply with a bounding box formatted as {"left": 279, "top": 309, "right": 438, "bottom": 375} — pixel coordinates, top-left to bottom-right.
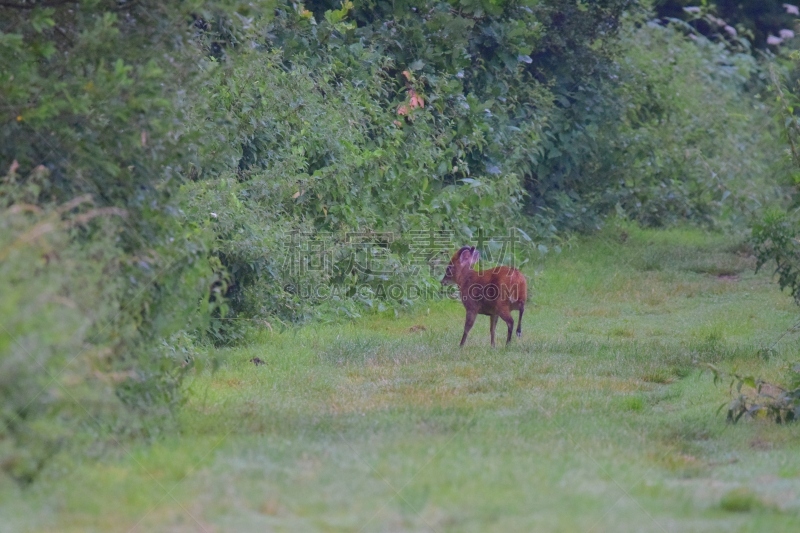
{"left": 4, "top": 224, "right": 800, "bottom": 532}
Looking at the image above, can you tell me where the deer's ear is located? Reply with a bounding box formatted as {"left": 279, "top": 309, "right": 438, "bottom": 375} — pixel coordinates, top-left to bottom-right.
{"left": 459, "top": 248, "right": 473, "bottom": 266}
{"left": 470, "top": 249, "right": 480, "bottom": 266}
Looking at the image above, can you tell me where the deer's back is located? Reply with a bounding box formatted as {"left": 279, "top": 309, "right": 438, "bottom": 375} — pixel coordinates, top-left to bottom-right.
{"left": 461, "top": 266, "right": 527, "bottom": 314}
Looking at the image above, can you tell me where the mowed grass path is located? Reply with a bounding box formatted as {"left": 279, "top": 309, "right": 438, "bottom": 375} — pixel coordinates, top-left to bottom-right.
{"left": 5, "top": 226, "right": 800, "bottom": 532}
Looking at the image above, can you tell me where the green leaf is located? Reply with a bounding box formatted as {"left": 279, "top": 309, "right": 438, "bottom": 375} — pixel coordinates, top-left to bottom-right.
{"left": 516, "top": 228, "right": 532, "bottom": 243}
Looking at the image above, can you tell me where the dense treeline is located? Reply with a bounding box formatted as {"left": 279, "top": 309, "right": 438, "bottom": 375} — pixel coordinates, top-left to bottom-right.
{"left": 0, "top": 0, "right": 791, "bottom": 482}
{"left": 657, "top": 0, "right": 799, "bottom": 48}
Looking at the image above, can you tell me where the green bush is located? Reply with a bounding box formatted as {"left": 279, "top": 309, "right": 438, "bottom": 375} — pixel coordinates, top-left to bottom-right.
{"left": 0, "top": 2, "right": 221, "bottom": 482}
{"left": 0, "top": 194, "right": 121, "bottom": 484}
{"left": 562, "top": 15, "right": 783, "bottom": 228}
{"left": 0, "top": 167, "right": 219, "bottom": 483}
{"left": 638, "top": 19, "right": 778, "bottom": 224}
{"left": 180, "top": 5, "right": 548, "bottom": 328}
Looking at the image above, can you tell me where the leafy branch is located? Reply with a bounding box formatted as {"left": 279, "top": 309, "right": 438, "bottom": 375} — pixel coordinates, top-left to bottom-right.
{"left": 704, "top": 363, "right": 800, "bottom": 424}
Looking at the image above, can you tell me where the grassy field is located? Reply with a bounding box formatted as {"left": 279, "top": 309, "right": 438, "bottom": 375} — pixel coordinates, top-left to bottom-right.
{"left": 3, "top": 225, "right": 800, "bottom": 532}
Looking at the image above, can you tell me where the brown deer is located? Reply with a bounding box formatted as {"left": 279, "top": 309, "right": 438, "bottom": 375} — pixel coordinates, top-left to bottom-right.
{"left": 441, "top": 246, "right": 528, "bottom": 347}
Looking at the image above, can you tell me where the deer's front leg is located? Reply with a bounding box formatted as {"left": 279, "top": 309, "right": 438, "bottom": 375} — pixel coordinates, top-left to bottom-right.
{"left": 460, "top": 309, "right": 477, "bottom": 347}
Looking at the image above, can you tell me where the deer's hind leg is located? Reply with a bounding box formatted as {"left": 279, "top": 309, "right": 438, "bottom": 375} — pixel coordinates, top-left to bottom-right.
{"left": 498, "top": 308, "right": 514, "bottom": 345}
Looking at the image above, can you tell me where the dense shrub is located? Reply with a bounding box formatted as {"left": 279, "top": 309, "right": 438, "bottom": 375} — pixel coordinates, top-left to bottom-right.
{"left": 178, "top": 1, "right": 562, "bottom": 328}
{"left": 595, "top": 17, "right": 782, "bottom": 227}
{"left": 0, "top": 2, "right": 219, "bottom": 482}
{"left": 0, "top": 192, "right": 122, "bottom": 484}
{"left": 0, "top": 178, "right": 212, "bottom": 484}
